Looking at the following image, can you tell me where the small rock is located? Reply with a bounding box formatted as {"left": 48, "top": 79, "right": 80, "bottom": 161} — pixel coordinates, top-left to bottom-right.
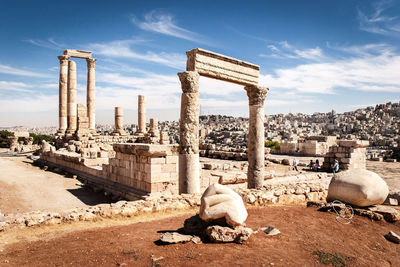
{"left": 367, "top": 206, "right": 400, "bottom": 222}
{"left": 206, "top": 225, "right": 253, "bottom": 244}
{"left": 383, "top": 198, "right": 398, "bottom": 206}
{"left": 191, "top": 236, "right": 202, "bottom": 244}
{"left": 263, "top": 226, "right": 280, "bottom": 236}
{"left": 384, "top": 231, "right": 400, "bottom": 244}
{"left": 160, "top": 232, "right": 194, "bottom": 244}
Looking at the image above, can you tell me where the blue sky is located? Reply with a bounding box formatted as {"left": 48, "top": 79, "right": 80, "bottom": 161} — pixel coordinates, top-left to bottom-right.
{"left": 0, "top": 0, "right": 399, "bottom": 126}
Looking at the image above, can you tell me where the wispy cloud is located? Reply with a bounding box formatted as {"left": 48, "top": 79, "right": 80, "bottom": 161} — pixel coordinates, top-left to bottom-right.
{"left": 261, "top": 43, "right": 400, "bottom": 94}
{"left": 0, "top": 81, "right": 31, "bottom": 93}
{"left": 261, "top": 41, "right": 325, "bottom": 61}
{"left": 0, "top": 64, "right": 51, "bottom": 78}
{"left": 89, "top": 39, "right": 186, "bottom": 69}
{"left": 25, "top": 38, "right": 66, "bottom": 50}
{"left": 357, "top": 0, "right": 400, "bottom": 36}
{"left": 132, "top": 10, "right": 208, "bottom": 44}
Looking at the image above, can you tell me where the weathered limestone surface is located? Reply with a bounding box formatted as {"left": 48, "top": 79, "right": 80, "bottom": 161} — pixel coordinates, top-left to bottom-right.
{"left": 137, "top": 95, "right": 146, "bottom": 134}
{"left": 86, "top": 58, "right": 97, "bottom": 132}
{"left": 186, "top": 48, "right": 259, "bottom": 86}
{"left": 200, "top": 183, "right": 248, "bottom": 227}
{"left": 57, "top": 55, "right": 69, "bottom": 134}
{"left": 178, "top": 71, "right": 200, "bottom": 194}
{"left": 113, "top": 107, "right": 126, "bottom": 136}
{"left": 327, "top": 169, "right": 389, "bottom": 207}
{"left": 63, "top": 49, "right": 92, "bottom": 59}
{"left": 149, "top": 118, "right": 159, "bottom": 137}
{"left": 245, "top": 85, "right": 269, "bottom": 189}
{"left": 66, "top": 60, "right": 77, "bottom": 134}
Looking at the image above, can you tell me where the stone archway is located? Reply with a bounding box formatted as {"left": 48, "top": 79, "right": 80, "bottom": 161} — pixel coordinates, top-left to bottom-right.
{"left": 178, "top": 48, "right": 269, "bottom": 193}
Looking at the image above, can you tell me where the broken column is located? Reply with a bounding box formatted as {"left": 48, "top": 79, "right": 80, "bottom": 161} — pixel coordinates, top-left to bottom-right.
{"left": 178, "top": 71, "right": 200, "bottom": 194}
{"left": 57, "top": 55, "right": 69, "bottom": 135}
{"left": 245, "top": 85, "right": 268, "bottom": 189}
{"left": 113, "top": 107, "right": 126, "bottom": 135}
{"left": 86, "top": 58, "right": 97, "bottom": 134}
{"left": 66, "top": 60, "right": 77, "bottom": 135}
{"left": 137, "top": 95, "right": 146, "bottom": 135}
{"left": 149, "top": 118, "right": 160, "bottom": 138}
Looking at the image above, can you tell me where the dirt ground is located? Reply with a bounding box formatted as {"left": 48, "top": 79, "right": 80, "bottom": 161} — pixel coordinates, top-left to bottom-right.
{"left": 0, "top": 206, "right": 399, "bottom": 266}
{"left": 0, "top": 152, "right": 112, "bottom": 214}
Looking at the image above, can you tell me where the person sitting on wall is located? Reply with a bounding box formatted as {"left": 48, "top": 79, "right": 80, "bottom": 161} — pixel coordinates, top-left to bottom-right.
{"left": 313, "top": 161, "right": 320, "bottom": 172}
{"left": 309, "top": 160, "right": 314, "bottom": 170}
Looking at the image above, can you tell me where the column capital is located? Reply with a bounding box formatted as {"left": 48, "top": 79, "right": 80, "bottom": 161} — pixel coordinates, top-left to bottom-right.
{"left": 178, "top": 71, "right": 199, "bottom": 93}
{"left": 86, "top": 58, "right": 97, "bottom": 69}
{"left": 245, "top": 85, "right": 269, "bottom": 106}
{"left": 58, "top": 55, "right": 70, "bottom": 62}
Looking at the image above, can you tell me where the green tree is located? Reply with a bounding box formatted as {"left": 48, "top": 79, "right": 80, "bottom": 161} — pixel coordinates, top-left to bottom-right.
{"left": 0, "top": 130, "right": 14, "bottom": 148}
{"left": 29, "top": 133, "right": 53, "bottom": 145}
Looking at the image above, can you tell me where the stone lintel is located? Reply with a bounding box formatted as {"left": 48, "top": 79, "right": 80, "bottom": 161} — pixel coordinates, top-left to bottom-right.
{"left": 63, "top": 49, "right": 92, "bottom": 59}
{"left": 113, "top": 143, "right": 179, "bottom": 157}
{"left": 186, "top": 48, "right": 259, "bottom": 86}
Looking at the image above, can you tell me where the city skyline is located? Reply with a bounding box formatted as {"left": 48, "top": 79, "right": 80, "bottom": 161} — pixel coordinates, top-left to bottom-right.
{"left": 1, "top": 0, "right": 399, "bottom": 126}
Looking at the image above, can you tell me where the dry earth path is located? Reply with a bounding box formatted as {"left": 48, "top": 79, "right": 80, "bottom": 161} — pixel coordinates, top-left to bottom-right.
{"left": 0, "top": 152, "right": 111, "bottom": 214}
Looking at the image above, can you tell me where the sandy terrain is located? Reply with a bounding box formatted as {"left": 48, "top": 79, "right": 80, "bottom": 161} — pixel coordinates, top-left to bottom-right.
{"left": 0, "top": 152, "right": 111, "bottom": 214}
{"left": 0, "top": 206, "right": 399, "bottom": 266}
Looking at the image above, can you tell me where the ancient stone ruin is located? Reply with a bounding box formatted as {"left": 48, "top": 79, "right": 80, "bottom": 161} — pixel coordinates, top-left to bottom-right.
{"left": 178, "top": 48, "right": 269, "bottom": 193}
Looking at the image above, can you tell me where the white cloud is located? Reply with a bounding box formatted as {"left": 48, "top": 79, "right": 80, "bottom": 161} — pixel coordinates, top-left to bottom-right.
{"left": 89, "top": 40, "right": 186, "bottom": 69}
{"left": 0, "top": 64, "right": 51, "bottom": 78}
{"left": 261, "top": 41, "right": 325, "bottom": 61}
{"left": 25, "top": 38, "right": 65, "bottom": 50}
{"left": 133, "top": 10, "right": 206, "bottom": 43}
{"left": 0, "top": 81, "right": 31, "bottom": 92}
{"left": 357, "top": 1, "right": 400, "bottom": 36}
{"left": 261, "top": 44, "right": 400, "bottom": 94}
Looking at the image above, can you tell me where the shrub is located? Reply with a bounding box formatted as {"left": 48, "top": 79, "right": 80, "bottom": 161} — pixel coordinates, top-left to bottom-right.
{"left": 265, "top": 140, "right": 280, "bottom": 150}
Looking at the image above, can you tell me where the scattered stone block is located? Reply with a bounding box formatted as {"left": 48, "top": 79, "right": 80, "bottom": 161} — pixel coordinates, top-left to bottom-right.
{"left": 206, "top": 225, "right": 253, "bottom": 244}
{"left": 160, "top": 232, "right": 196, "bottom": 244}
{"left": 384, "top": 231, "right": 400, "bottom": 244}
{"left": 263, "top": 226, "right": 280, "bottom": 236}
{"left": 383, "top": 198, "right": 398, "bottom": 206}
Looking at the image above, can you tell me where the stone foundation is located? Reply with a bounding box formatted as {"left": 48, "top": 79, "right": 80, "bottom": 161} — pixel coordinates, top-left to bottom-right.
{"left": 41, "top": 143, "right": 179, "bottom": 199}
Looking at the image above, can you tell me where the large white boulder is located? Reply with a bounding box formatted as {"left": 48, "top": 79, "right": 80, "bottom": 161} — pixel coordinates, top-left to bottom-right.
{"left": 199, "top": 183, "right": 248, "bottom": 227}
{"left": 327, "top": 169, "right": 389, "bottom": 207}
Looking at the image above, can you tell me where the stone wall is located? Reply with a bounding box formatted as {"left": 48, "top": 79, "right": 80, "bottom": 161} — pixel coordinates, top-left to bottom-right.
{"left": 322, "top": 140, "right": 369, "bottom": 171}
{"left": 279, "top": 136, "right": 336, "bottom": 157}
{"left": 41, "top": 143, "right": 179, "bottom": 199}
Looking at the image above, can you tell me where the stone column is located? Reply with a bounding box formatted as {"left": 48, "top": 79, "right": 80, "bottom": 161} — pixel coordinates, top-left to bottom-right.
{"left": 57, "top": 55, "right": 69, "bottom": 135}
{"left": 178, "top": 71, "right": 200, "bottom": 194}
{"left": 245, "top": 85, "right": 269, "bottom": 189}
{"left": 137, "top": 95, "right": 146, "bottom": 134}
{"left": 86, "top": 58, "right": 97, "bottom": 133}
{"left": 66, "top": 60, "right": 77, "bottom": 135}
{"left": 113, "top": 107, "right": 125, "bottom": 135}
{"left": 149, "top": 118, "right": 159, "bottom": 137}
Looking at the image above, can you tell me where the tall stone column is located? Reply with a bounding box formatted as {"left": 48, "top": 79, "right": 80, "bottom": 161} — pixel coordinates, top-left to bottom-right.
{"left": 113, "top": 107, "right": 125, "bottom": 135}
{"left": 178, "top": 71, "right": 200, "bottom": 194}
{"left": 86, "top": 58, "right": 97, "bottom": 133}
{"left": 245, "top": 85, "right": 269, "bottom": 189}
{"left": 137, "top": 95, "right": 146, "bottom": 134}
{"left": 66, "top": 60, "right": 77, "bottom": 135}
{"left": 57, "top": 55, "right": 69, "bottom": 135}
